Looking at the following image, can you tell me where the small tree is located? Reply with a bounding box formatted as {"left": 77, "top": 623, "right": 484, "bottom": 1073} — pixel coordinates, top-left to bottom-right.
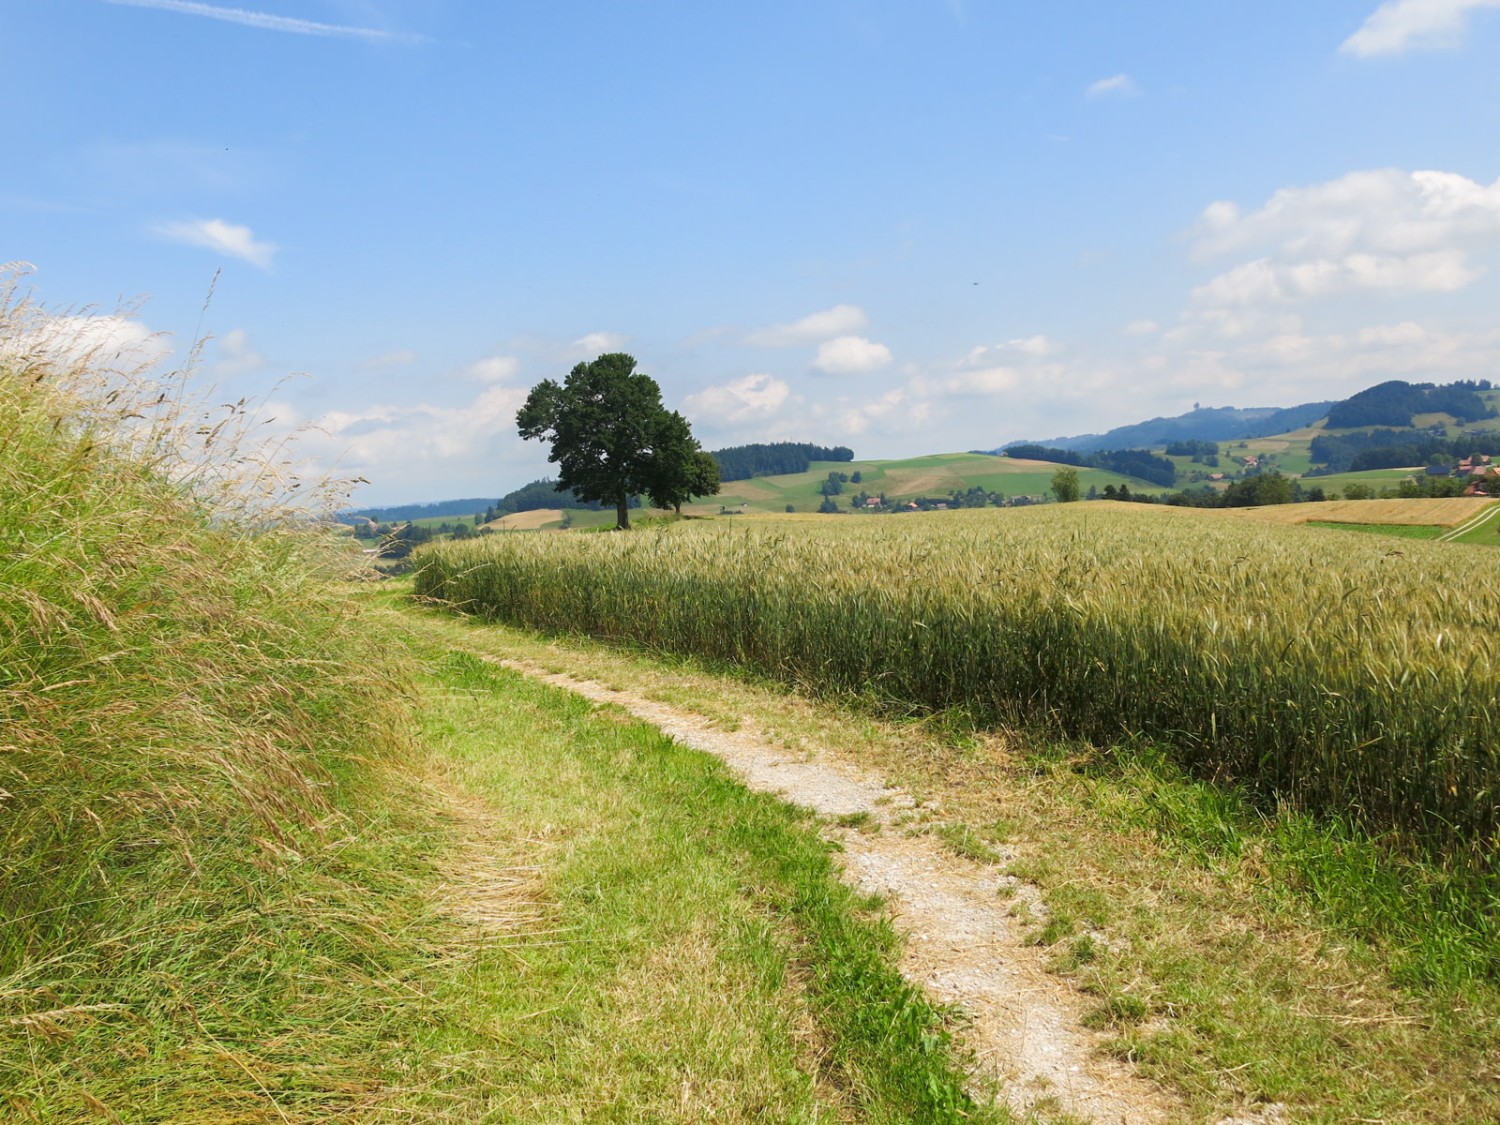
{"left": 644, "top": 412, "right": 721, "bottom": 515}
{"left": 1051, "top": 467, "right": 1081, "bottom": 503}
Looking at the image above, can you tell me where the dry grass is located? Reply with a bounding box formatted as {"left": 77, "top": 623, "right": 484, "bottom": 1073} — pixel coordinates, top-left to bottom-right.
{"left": 0, "top": 273, "right": 431, "bottom": 1119}
{"left": 484, "top": 508, "right": 566, "bottom": 531}
{"left": 1204, "top": 496, "right": 1495, "bottom": 526}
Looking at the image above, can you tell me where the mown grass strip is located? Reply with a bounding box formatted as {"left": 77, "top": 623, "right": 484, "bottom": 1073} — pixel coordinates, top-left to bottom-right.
{"left": 1303, "top": 520, "right": 1445, "bottom": 539}
{"left": 405, "top": 644, "right": 1001, "bottom": 1124}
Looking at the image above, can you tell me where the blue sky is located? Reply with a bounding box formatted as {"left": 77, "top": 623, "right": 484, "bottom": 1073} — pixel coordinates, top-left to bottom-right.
{"left": 7, "top": 0, "right": 1500, "bottom": 504}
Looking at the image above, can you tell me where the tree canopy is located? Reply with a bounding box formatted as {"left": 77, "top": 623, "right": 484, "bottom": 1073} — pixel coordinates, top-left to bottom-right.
{"left": 516, "top": 353, "right": 719, "bottom": 528}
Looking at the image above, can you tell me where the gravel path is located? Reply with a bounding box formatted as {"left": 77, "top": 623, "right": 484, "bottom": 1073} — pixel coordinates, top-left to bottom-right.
{"left": 495, "top": 655, "right": 1185, "bottom": 1124}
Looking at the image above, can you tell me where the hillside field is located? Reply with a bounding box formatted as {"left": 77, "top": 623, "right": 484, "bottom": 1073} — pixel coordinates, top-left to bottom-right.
{"left": 697, "top": 452, "right": 1167, "bottom": 514}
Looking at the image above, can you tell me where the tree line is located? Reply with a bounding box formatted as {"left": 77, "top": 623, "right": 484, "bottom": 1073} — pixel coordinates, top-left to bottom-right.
{"left": 1005, "top": 443, "right": 1178, "bottom": 488}
{"left": 712, "top": 442, "right": 853, "bottom": 481}
{"left": 1309, "top": 429, "right": 1500, "bottom": 474}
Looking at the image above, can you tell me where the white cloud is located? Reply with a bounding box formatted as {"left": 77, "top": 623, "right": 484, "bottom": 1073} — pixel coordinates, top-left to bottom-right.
{"left": 745, "top": 304, "right": 869, "bottom": 347}
{"left": 156, "top": 217, "right": 276, "bottom": 269}
{"left": 212, "top": 328, "right": 265, "bottom": 377}
{"left": 1193, "top": 169, "right": 1500, "bottom": 261}
{"left": 1188, "top": 169, "right": 1500, "bottom": 324}
{"left": 1124, "top": 319, "right": 1160, "bottom": 336}
{"left": 465, "top": 355, "right": 520, "bottom": 383}
{"left": 681, "top": 374, "right": 791, "bottom": 425}
{"left": 940, "top": 366, "right": 1023, "bottom": 396}
{"left": 1086, "top": 73, "right": 1139, "bottom": 98}
{"left": 294, "top": 383, "right": 532, "bottom": 496}
{"left": 812, "top": 335, "right": 892, "bottom": 375}
{"left": 1341, "top": 0, "right": 1500, "bottom": 56}
{"left": 104, "top": 0, "right": 423, "bottom": 44}
{"left": 1357, "top": 320, "right": 1431, "bottom": 346}
{"left": 0, "top": 312, "right": 172, "bottom": 371}
{"left": 836, "top": 388, "right": 927, "bottom": 436}
{"left": 1006, "top": 335, "right": 1058, "bottom": 357}
{"left": 567, "top": 331, "right": 629, "bottom": 357}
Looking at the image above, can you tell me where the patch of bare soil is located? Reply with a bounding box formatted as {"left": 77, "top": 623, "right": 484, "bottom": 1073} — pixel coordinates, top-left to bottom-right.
{"left": 494, "top": 656, "right": 1187, "bottom": 1124}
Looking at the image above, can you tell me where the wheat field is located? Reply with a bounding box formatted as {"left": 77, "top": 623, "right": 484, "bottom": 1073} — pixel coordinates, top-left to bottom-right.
{"left": 417, "top": 507, "right": 1499, "bottom": 870}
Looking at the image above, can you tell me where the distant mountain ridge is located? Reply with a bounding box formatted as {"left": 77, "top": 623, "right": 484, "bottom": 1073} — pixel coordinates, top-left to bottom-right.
{"left": 346, "top": 497, "right": 495, "bottom": 522}
{"left": 1006, "top": 401, "right": 1334, "bottom": 455}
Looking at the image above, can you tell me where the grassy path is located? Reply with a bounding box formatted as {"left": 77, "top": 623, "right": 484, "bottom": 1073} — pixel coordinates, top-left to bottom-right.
{"left": 394, "top": 592, "right": 1500, "bottom": 1125}
{"left": 378, "top": 625, "right": 998, "bottom": 1123}
{"left": 4, "top": 603, "right": 995, "bottom": 1123}
{"left": 472, "top": 650, "right": 1183, "bottom": 1123}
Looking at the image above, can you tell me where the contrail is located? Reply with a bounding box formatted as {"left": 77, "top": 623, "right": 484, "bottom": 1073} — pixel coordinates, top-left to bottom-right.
{"left": 103, "top": 0, "right": 424, "bottom": 44}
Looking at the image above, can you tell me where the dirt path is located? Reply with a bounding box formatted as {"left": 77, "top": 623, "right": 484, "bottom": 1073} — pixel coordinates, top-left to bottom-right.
{"left": 493, "top": 655, "right": 1185, "bottom": 1124}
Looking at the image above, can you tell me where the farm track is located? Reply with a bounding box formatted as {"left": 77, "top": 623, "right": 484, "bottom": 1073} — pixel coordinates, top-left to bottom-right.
{"left": 1438, "top": 501, "right": 1500, "bottom": 541}
{"left": 474, "top": 649, "right": 1191, "bottom": 1124}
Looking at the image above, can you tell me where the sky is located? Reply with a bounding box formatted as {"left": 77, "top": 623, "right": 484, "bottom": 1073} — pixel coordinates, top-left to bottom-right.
{"left": 6, "top": 0, "right": 1500, "bottom": 505}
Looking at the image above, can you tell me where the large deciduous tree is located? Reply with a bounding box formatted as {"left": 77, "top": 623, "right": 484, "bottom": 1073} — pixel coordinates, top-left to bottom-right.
{"left": 516, "top": 353, "right": 717, "bottom": 529}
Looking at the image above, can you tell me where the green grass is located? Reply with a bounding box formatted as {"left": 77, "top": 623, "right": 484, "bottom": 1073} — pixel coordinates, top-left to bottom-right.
{"left": 417, "top": 609, "right": 1500, "bottom": 1124}
{"left": 392, "top": 640, "right": 1002, "bottom": 1124}
{"left": 1444, "top": 503, "right": 1500, "bottom": 545}
{"left": 1298, "top": 467, "right": 1423, "bottom": 493}
{"left": 1305, "top": 520, "right": 1445, "bottom": 539}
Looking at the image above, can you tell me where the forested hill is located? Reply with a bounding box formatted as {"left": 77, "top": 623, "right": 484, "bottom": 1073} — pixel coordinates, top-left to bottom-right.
{"left": 710, "top": 442, "right": 853, "bottom": 481}
{"left": 1009, "top": 401, "right": 1333, "bottom": 455}
{"left": 1324, "top": 380, "right": 1495, "bottom": 428}
{"left": 1002, "top": 444, "right": 1179, "bottom": 488}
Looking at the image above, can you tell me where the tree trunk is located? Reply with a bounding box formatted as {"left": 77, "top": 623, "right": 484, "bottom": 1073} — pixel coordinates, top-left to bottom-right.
{"left": 674, "top": 502, "right": 682, "bottom": 517}
{"left": 616, "top": 494, "right": 630, "bottom": 530}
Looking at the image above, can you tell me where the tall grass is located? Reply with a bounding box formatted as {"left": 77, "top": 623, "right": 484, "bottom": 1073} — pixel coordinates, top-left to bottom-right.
{"left": 415, "top": 510, "right": 1500, "bottom": 874}
{"left": 0, "top": 277, "right": 419, "bottom": 1116}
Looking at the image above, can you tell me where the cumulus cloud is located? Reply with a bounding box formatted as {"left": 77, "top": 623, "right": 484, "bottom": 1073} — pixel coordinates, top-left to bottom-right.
{"left": 156, "top": 217, "right": 276, "bottom": 268}
{"left": 465, "top": 355, "right": 520, "bottom": 383}
{"left": 567, "top": 331, "right": 629, "bottom": 357}
{"left": 1188, "top": 169, "right": 1500, "bottom": 324}
{"left": 292, "top": 382, "right": 532, "bottom": 497}
{"left": 812, "top": 335, "right": 892, "bottom": 375}
{"left": 681, "top": 374, "right": 791, "bottom": 425}
{"left": 745, "top": 304, "right": 869, "bottom": 347}
{"left": 836, "top": 388, "right": 927, "bottom": 436}
{"left": 211, "top": 328, "right": 265, "bottom": 377}
{"left": 1341, "top": 0, "right": 1500, "bottom": 56}
{"left": 1086, "top": 73, "right": 1139, "bottom": 97}
{"left": 1193, "top": 169, "right": 1500, "bottom": 260}
{"left": 0, "top": 312, "right": 172, "bottom": 371}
